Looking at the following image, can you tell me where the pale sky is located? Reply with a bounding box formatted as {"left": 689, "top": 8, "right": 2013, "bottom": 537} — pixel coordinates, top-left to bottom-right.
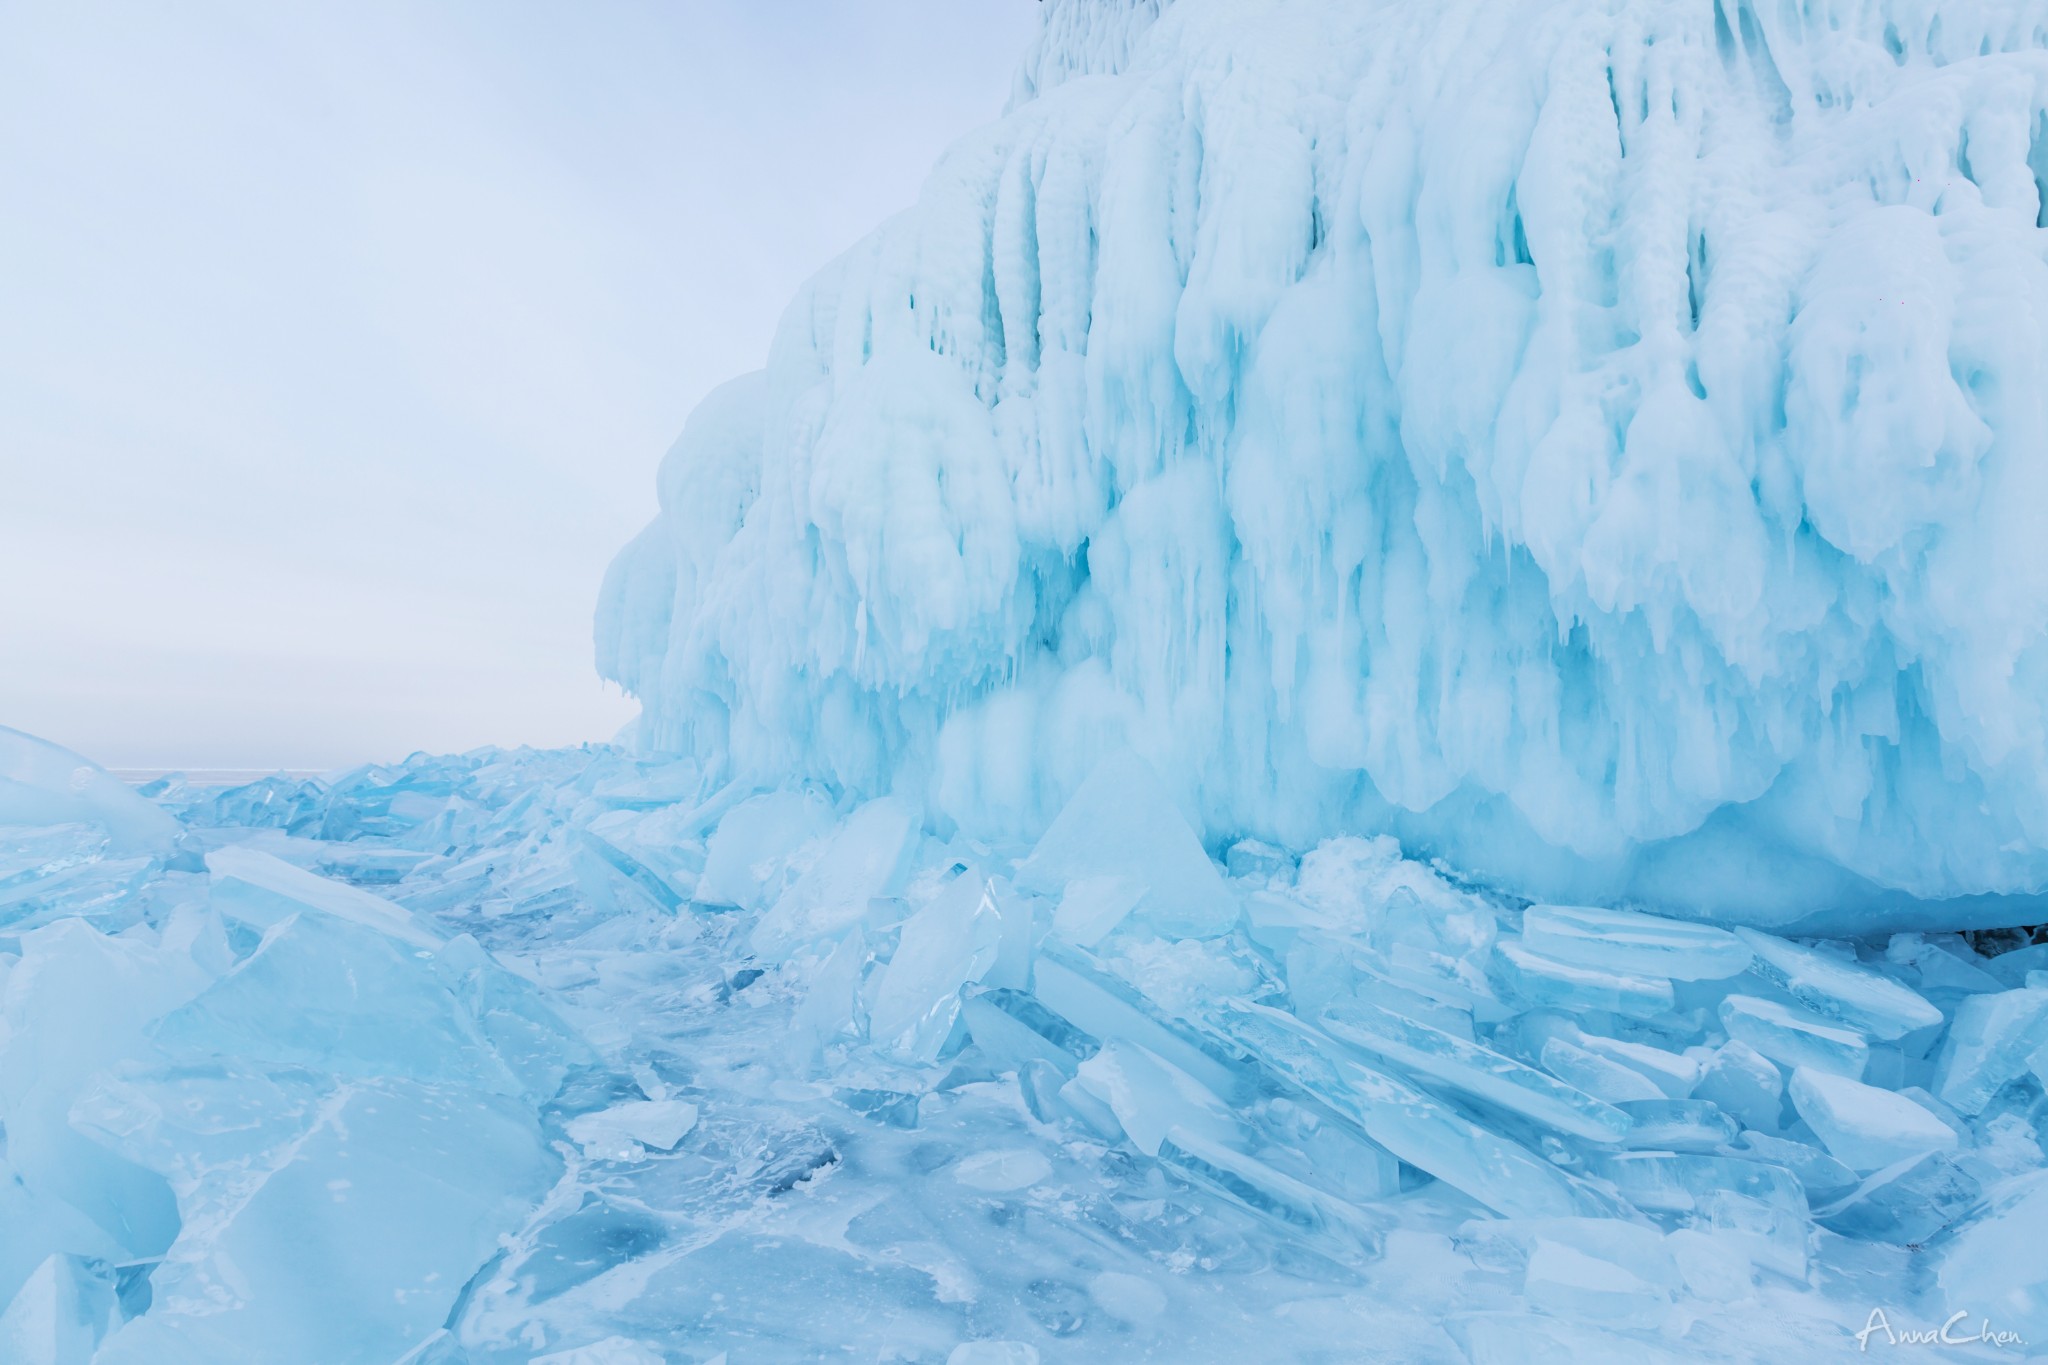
{"left": 0, "top": 0, "right": 1037, "bottom": 771}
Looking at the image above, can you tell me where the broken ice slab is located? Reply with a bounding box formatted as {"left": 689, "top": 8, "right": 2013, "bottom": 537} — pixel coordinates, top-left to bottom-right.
{"left": 693, "top": 790, "right": 834, "bottom": 911}
{"left": 309, "top": 764, "right": 461, "bottom": 842}
{"left": 833, "top": 1087, "right": 921, "bottom": 1129}
{"left": 1359, "top": 938, "right": 1504, "bottom": 1016}
{"left": 1155, "top": 1126, "right": 1382, "bottom": 1257}
{"left": 1787, "top": 1067, "right": 1958, "bottom": 1172}
{"left": 1593, "top": 1150, "right": 1799, "bottom": 1217}
{"left": 0, "top": 920, "right": 207, "bottom": 1273}
{"left": 1816, "top": 1149, "right": 1981, "bottom": 1244}
{"left": 1521, "top": 904, "right": 1752, "bottom": 982}
{"left": 94, "top": 1079, "right": 559, "bottom": 1365}
{"left": 187, "top": 775, "right": 326, "bottom": 835}
{"left": 1047, "top": 874, "right": 1145, "bottom": 948}
{"left": 0, "top": 852, "right": 155, "bottom": 933}
{"left": 1205, "top": 1002, "right": 1622, "bottom": 1220}
{"left": 0, "top": 824, "right": 110, "bottom": 884}
{"left": 1075, "top": 1038, "right": 1242, "bottom": 1156}
{"left": 1718, "top": 995, "right": 1869, "bottom": 1079}
{"left": 1279, "top": 930, "right": 1357, "bottom": 1019}
{"left": 1934, "top": 984, "right": 2048, "bottom": 1116}
{"left": 0, "top": 726, "right": 179, "bottom": 856}
{"left": 1537, "top": 1037, "right": 1665, "bottom": 1104}
{"left": 1732, "top": 928, "right": 1942, "bottom": 1041}
{"left": 1693, "top": 1040, "right": 1785, "bottom": 1132}
{"left": 584, "top": 804, "right": 709, "bottom": 891}
{"left": 1346, "top": 963, "right": 1476, "bottom": 1039}
{"left": 868, "top": 870, "right": 1005, "bottom": 1063}
{"left": 205, "top": 846, "right": 441, "bottom": 949}
{"left": 1490, "top": 938, "right": 1675, "bottom": 1019}
{"left": 1050, "top": 1071, "right": 1124, "bottom": 1139}
{"left": 1883, "top": 933, "right": 2002, "bottom": 995}
{"left": 1097, "top": 930, "right": 1280, "bottom": 1029}
{"left": 586, "top": 758, "right": 703, "bottom": 810}
{"left": 0, "top": 825, "right": 155, "bottom": 930}
{"left": 750, "top": 796, "right": 919, "bottom": 960}
{"left": 1516, "top": 1016, "right": 1698, "bottom": 1098}
{"left": 1985, "top": 942, "right": 2048, "bottom": 989}
{"left": 570, "top": 828, "right": 684, "bottom": 915}
{"left": 1353, "top": 885, "right": 1503, "bottom": 1014}
{"left": 68, "top": 1061, "right": 335, "bottom": 1232}
{"left": 1012, "top": 750, "right": 1238, "bottom": 940}
{"left": 981, "top": 878, "right": 1036, "bottom": 992}
{"left": 1727, "top": 1132, "right": 1858, "bottom": 1204}
{"left": 310, "top": 845, "right": 431, "bottom": 886}
{"left": 1591, "top": 1152, "right": 1809, "bottom": 1280}
{"left": 151, "top": 912, "right": 526, "bottom": 1096}
{"left": 1614, "top": 1099, "right": 1738, "bottom": 1152}
{"left": 1250, "top": 1093, "right": 1402, "bottom": 1202}
{"left": 788, "top": 927, "right": 869, "bottom": 1062}
{"left": 961, "top": 986, "right": 1100, "bottom": 1078}
{"left": 1935, "top": 1169, "right": 2048, "bottom": 1348}
{"left": 432, "top": 934, "right": 596, "bottom": 1102}
{"left": 565, "top": 1099, "right": 699, "bottom": 1162}
{"left": 1317, "top": 1001, "right": 1631, "bottom": 1142}
{"left": 1031, "top": 944, "right": 1244, "bottom": 1101}
{"left": 0, "top": 1150, "right": 142, "bottom": 1340}
{"left": 0, "top": 1253, "right": 117, "bottom": 1365}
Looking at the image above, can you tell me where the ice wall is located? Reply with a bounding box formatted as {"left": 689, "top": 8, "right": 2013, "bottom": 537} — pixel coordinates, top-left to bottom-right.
{"left": 599, "top": 0, "right": 2048, "bottom": 930}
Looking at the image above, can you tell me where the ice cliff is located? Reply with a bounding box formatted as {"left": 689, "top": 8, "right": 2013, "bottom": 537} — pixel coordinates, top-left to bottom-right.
{"left": 599, "top": 0, "right": 2048, "bottom": 930}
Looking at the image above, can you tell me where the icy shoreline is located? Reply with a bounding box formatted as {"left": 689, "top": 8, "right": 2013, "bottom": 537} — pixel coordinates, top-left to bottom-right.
{"left": 6, "top": 726, "right": 2048, "bottom": 1361}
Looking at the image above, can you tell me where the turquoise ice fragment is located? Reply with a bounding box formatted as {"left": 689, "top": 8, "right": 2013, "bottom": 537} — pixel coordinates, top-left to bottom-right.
{"left": 1521, "top": 904, "right": 1752, "bottom": 982}
{"left": 1318, "top": 1000, "right": 1631, "bottom": 1142}
{"left": 1733, "top": 929, "right": 1942, "bottom": 1041}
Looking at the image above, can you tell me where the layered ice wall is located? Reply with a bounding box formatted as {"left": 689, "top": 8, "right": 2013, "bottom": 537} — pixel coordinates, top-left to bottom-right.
{"left": 599, "top": 0, "right": 2048, "bottom": 929}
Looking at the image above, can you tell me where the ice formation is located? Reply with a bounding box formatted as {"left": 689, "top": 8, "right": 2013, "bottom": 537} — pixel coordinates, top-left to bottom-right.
{"left": 19, "top": 0, "right": 2048, "bottom": 1358}
{"left": 599, "top": 0, "right": 2048, "bottom": 930}
{"left": 5, "top": 725, "right": 2048, "bottom": 1359}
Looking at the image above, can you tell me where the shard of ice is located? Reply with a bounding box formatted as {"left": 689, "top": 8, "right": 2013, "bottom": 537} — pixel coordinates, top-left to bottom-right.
{"left": 1318, "top": 999, "right": 1632, "bottom": 1142}
{"left": 1733, "top": 929, "right": 1944, "bottom": 1040}
{"left": 1787, "top": 1066, "right": 1960, "bottom": 1173}
{"left": 1717, "top": 995, "right": 1869, "bottom": 1079}
{"left": 1013, "top": 750, "right": 1238, "bottom": 939}
{"left": 1521, "top": 905, "right": 1752, "bottom": 982}
{"left": 1933, "top": 983, "right": 2048, "bottom": 1115}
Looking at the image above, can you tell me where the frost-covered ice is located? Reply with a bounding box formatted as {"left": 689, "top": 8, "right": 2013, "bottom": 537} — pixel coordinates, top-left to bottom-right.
{"left": 6, "top": 727, "right": 2048, "bottom": 1359}
{"left": 600, "top": 0, "right": 2048, "bottom": 935}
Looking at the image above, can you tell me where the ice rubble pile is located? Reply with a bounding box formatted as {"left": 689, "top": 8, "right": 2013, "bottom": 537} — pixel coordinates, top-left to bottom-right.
{"left": 600, "top": 0, "right": 2048, "bottom": 926}
{"left": 9, "top": 723, "right": 2048, "bottom": 1360}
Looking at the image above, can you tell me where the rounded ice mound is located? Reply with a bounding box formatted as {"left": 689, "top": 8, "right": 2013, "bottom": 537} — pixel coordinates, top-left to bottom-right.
{"left": 599, "top": 0, "right": 2048, "bottom": 930}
